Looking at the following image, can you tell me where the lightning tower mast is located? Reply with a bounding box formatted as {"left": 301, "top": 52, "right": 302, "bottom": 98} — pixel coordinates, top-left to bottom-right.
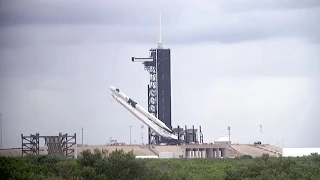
{"left": 158, "top": 11, "right": 162, "bottom": 49}
{"left": 81, "top": 127, "right": 83, "bottom": 146}
{"left": 141, "top": 125, "right": 144, "bottom": 146}
{"left": 0, "top": 113, "right": 2, "bottom": 149}
{"left": 227, "top": 126, "right": 231, "bottom": 142}
{"left": 260, "top": 125, "right": 262, "bottom": 142}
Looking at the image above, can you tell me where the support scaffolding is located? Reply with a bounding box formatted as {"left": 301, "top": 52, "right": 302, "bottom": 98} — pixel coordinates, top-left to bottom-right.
{"left": 173, "top": 125, "right": 204, "bottom": 144}
{"left": 21, "top": 133, "right": 40, "bottom": 156}
{"left": 21, "top": 132, "right": 76, "bottom": 158}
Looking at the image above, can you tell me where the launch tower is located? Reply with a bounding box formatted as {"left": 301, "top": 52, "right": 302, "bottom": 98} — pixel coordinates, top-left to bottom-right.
{"left": 131, "top": 11, "right": 172, "bottom": 144}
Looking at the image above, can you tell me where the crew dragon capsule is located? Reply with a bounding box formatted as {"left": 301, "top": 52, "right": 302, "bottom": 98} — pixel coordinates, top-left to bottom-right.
{"left": 110, "top": 86, "right": 173, "bottom": 133}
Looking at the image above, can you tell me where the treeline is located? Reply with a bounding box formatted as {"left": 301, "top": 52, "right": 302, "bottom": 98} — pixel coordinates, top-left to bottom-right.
{"left": 1, "top": 149, "right": 320, "bottom": 180}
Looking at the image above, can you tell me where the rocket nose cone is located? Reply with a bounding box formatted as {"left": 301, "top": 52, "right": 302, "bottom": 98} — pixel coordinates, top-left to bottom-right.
{"left": 110, "top": 86, "right": 116, "bottom": 91}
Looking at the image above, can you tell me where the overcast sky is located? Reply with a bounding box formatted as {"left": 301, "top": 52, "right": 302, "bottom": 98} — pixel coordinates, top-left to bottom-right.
{"left": 0, "top": 0, "right": 319, "bottom": 148}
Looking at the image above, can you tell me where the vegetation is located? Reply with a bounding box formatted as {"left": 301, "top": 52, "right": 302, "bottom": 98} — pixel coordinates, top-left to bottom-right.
{"left": 1, "top": 149, "right": 320, "bottom": 180}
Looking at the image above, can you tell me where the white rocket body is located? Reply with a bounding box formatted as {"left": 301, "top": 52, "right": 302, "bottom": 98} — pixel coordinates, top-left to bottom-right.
{"left": 110, "top": 86, "right": 172, "bottom": 132}
{"left": 110, "top": 93, "right": 177, "bottom": 140}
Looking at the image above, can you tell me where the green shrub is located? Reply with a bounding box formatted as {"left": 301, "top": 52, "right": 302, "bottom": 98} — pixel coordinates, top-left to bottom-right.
{"left": 1, "top": 152, "right": 320, "bottom": 180}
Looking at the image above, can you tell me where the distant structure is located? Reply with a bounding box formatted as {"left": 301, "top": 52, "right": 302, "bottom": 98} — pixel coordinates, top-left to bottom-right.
{"left": 82, "top": 127, "right": 84, "bottom": 146}
{"left": 260, "top": 125, "right": 263, "bottom": 141}
{"left": 214, "top": 136, "right": 231, "bottom": 144}
{"left": 227, "top": 126, "right": 231, "bottom": 142}
{"left": 21, "top": 132, "right": 76, "bottom": 158}
{"left": 0, "top": 113, "right": 2, "bottom": 149}
{"left": 141, "top": 125, "right": 144, "bottom": 146}
{"left": 129, "top": 126, "right": 133, "bottom": 145}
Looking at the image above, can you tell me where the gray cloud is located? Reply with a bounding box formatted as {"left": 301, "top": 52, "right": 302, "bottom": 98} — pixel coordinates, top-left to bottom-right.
{"left": 1, "top": 0, "right": 318, "bottom": 27}
{"left": 221, "top": 0, "right": 320, "bottom": 12}
{"left": 169, "top": 4, "right": 320, "bottom": 44}
{"left": 1, "top": 0, "right": 319, "bottom": 49}
{"left": 0, "top": 47, "right": 79, "bottom": 78}
{"left": 0, "top": 0, "right": 179, "bottom": 27}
